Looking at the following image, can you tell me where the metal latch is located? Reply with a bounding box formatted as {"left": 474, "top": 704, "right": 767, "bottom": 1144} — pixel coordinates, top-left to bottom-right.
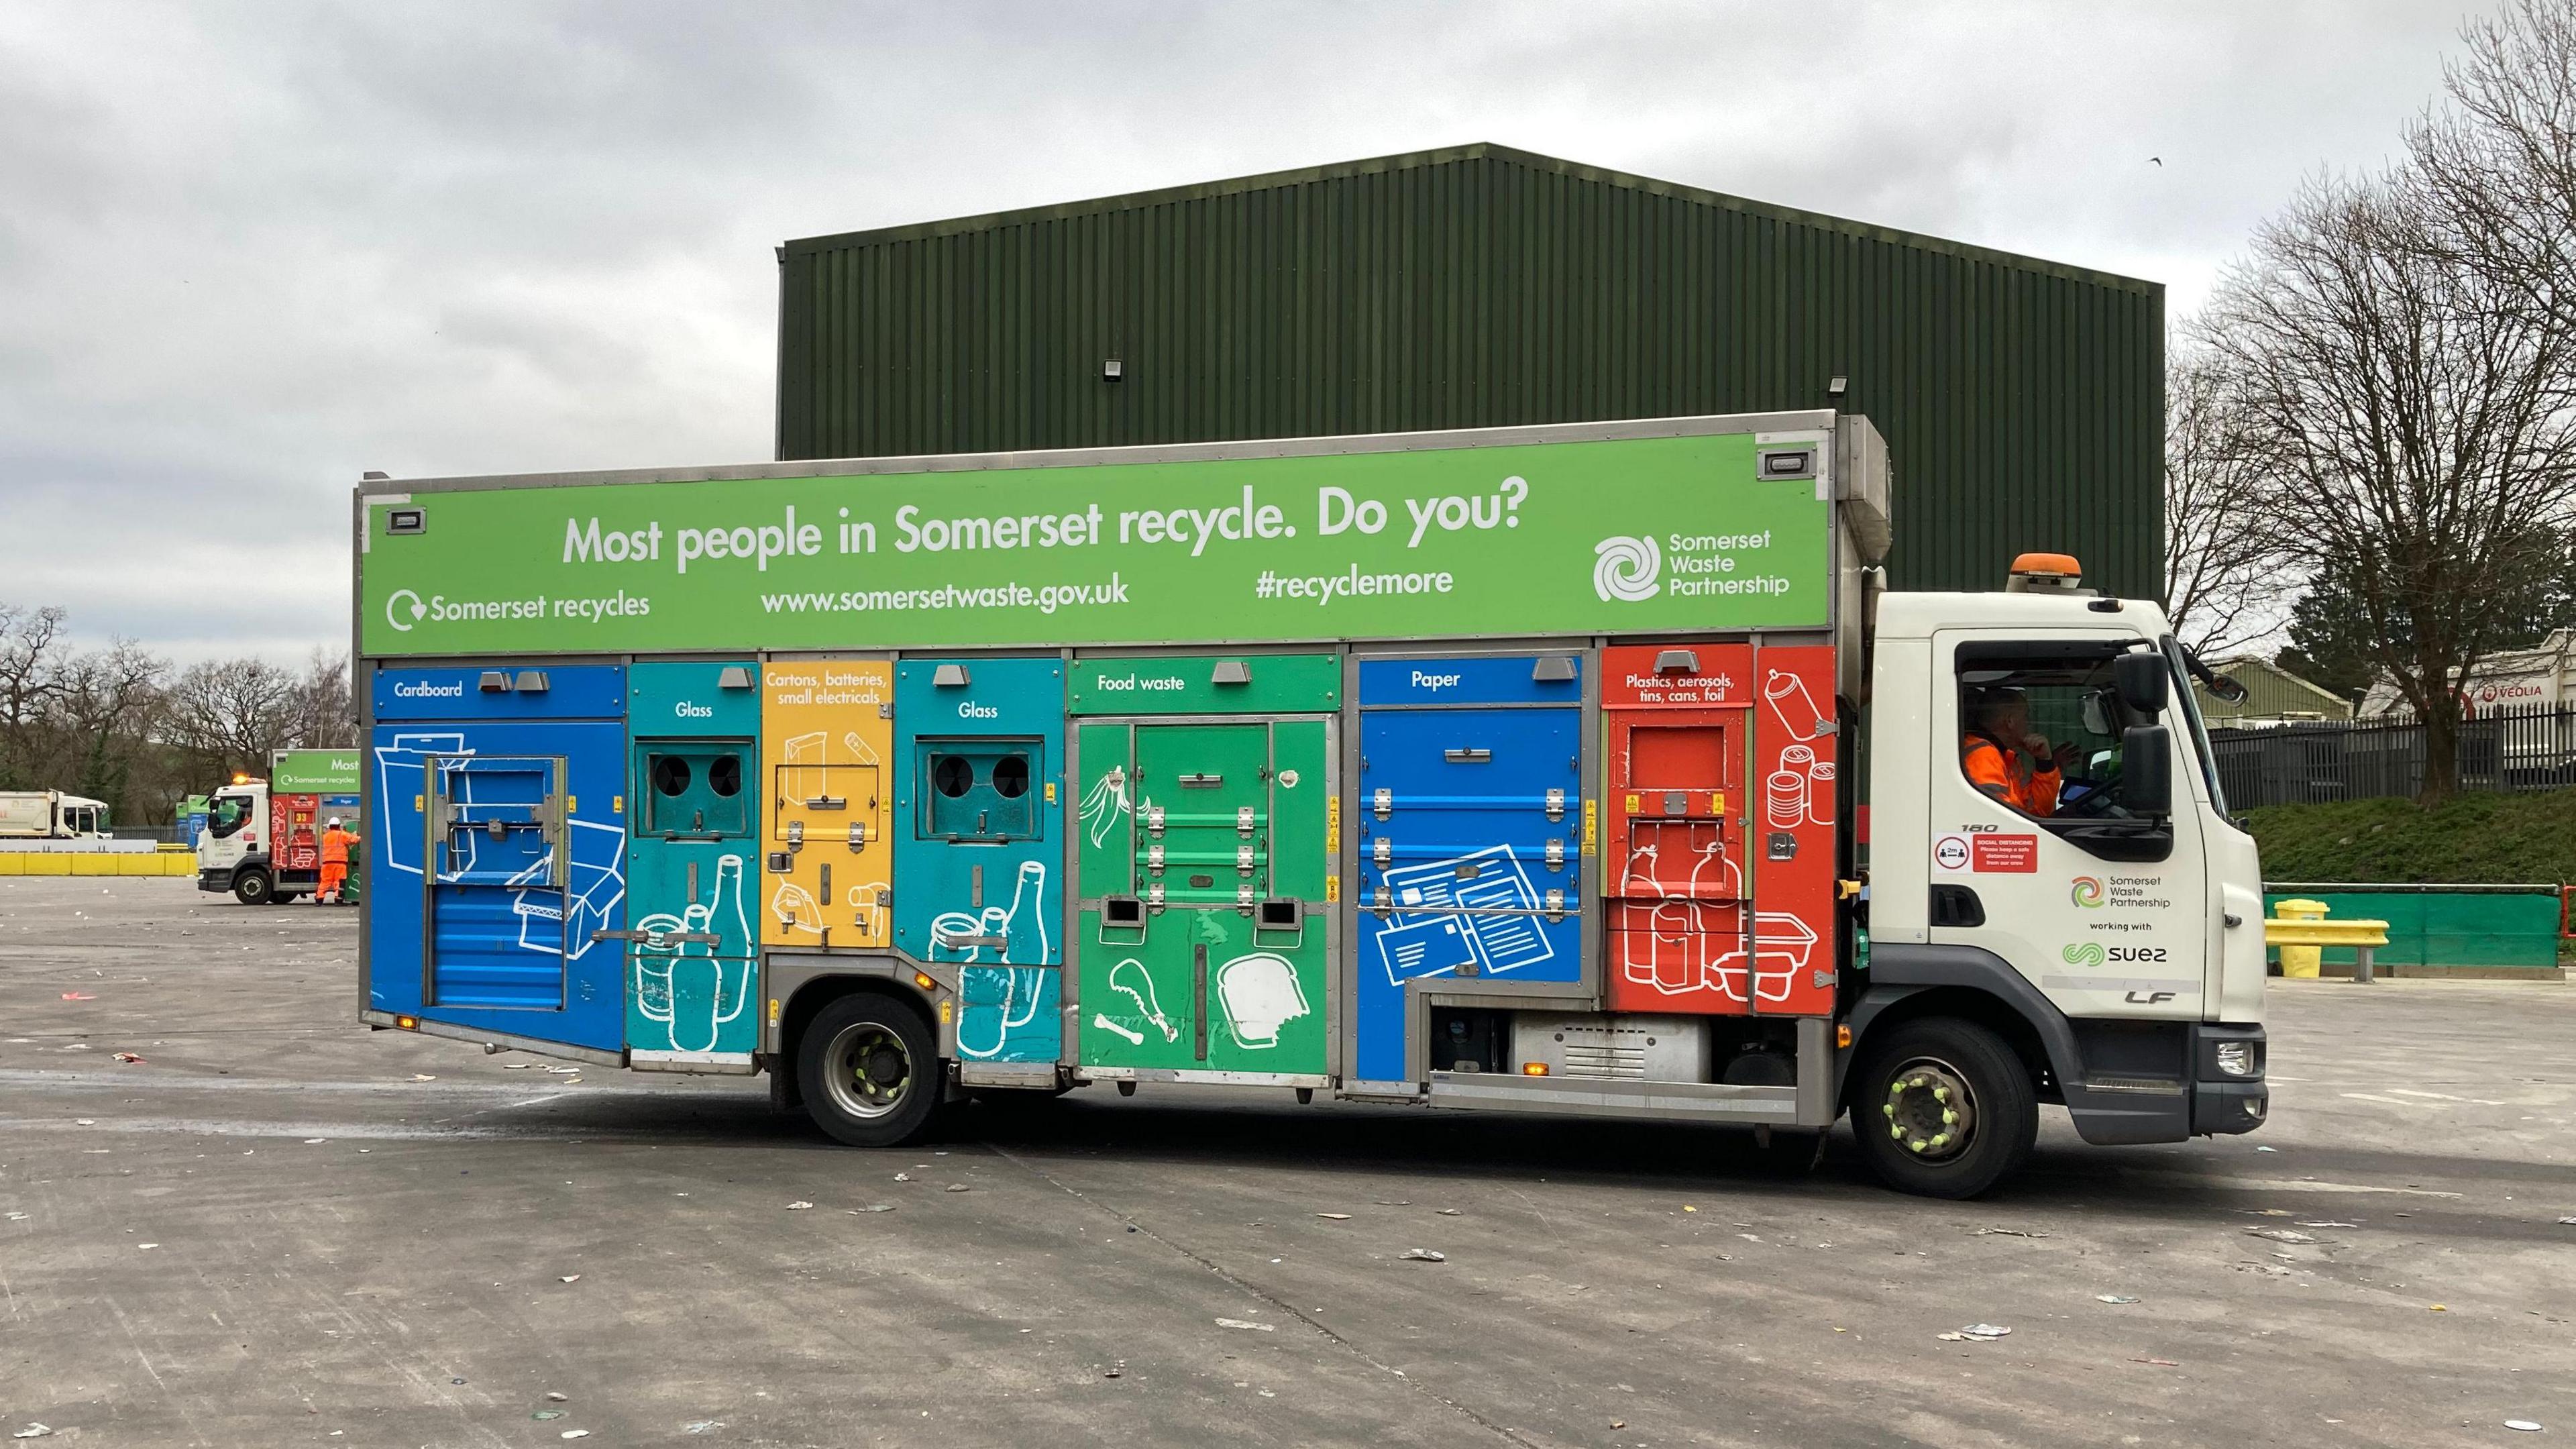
{"left": 1544, "top": 788, "right": 1566, "bottom": 821}
{"left": 1146, "top": 843, "right": 1165, "bottom": 871}
{"left": 1146, "top": 882, "right": 1166, "bottom": 908}
{"left": 1236, "top": 806, "right": 1256, "bottom": 835}
{"left": 1372, "top": 788, "right": 1392, "bottom": 820}
{"left": 1443, "top": 747, "right": 1491, "bottom": 763}
{"left": 590, "top": 928, "right": 719, "bottom": 948}
{"left": 1545, "top": 838, "right": 1564, "bottom": 869}
{"left": 1813, "top": 970, "right": 1837, "bottom": 989}
{"left": 1373, "top": 837, "right": 1391, "bottom": 867}
{"left": 786, "top": 820, "right": 804, "bottom": 851}
{"left": 1371, "top": 885, "right": 1392, "bottom": 912}
{"left": 805, "top": 794, "right": 845, "bottom": 810}
{"left": 1179, "top": 773, "right": 1224, "bottom": 788}
{"left": 1544, "top": 889, "right": 1565, "bottom": 922}
{"left": 846, "top": 822, "right": 867, "bottom": 851}
{"left": 933, "top": 928, "right": 1008, "bottom": 952}
{"left": 1144, "top": 804, "right": 1165, "bottom": 836}
{"left": 1236, "top": 883, "right": 1255, "bottom": 908}
{"left": 1236, "top": 844, "right": 1255, "bottom": 874}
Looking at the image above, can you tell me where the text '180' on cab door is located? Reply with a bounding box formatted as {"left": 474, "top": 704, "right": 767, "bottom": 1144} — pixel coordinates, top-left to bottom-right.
{"left": 1352, "top": 654, "right": 1584, "bottom": 1087}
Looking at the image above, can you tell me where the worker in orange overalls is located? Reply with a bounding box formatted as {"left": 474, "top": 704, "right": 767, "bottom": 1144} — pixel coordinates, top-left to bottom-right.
{"left": 317, "top": 817, "right": 357, "bottom": 906}
{"left": 1962, "top": 687, "right": 2074, "bottom": 818}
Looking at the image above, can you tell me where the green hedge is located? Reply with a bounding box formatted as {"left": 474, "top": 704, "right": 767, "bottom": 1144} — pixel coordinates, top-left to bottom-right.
{"left": 2245, "top": 789, "right": 2576, "bottom": 885}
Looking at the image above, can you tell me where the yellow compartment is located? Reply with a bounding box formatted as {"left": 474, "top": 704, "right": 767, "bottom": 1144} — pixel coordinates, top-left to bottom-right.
{"left": 761, "top": 660, "right": 896, "bottom": 950}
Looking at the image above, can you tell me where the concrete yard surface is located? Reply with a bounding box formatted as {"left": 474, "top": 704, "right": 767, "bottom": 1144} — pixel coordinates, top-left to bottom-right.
{"left": 1, "top": 875, "right": 2571, "bottom": 1447}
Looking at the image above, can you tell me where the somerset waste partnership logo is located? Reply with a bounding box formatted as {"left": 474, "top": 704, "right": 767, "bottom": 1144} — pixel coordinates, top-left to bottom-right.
{"left": 2071, "top": 875, "right": 2106, "bottom": 908}
{"left": 1593, "top": 535, "right": 1662, "bottom": 602}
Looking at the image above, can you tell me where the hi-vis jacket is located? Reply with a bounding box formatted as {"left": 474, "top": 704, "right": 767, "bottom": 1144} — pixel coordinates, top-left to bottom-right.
{"left": 1962, "top": 733, "right": 2060, "bottom": 817}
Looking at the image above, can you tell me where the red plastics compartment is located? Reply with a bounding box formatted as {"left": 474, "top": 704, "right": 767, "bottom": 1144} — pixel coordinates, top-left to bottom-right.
{"left": 271, "top": 793, "right": 322, "bottom": 874}
{"left": 1750, "top": 642, "right": 1838, "bottom": 1014}
{"left": 1603, "top": 645, "right": 1754, "bottom": 1014}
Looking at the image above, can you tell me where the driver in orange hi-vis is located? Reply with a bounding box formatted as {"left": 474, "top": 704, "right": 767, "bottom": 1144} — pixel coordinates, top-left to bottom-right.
{"left": 1962, "top": 687, "right": 2076, "bottom": 818}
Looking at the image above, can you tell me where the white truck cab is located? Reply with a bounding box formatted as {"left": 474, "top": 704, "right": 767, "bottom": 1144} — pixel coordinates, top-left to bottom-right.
{"left": 197, "top": 780, "right": 277, "bottom": 903}
{"left": 1841, "top": 562, "right": 2269, "bottom": 1193}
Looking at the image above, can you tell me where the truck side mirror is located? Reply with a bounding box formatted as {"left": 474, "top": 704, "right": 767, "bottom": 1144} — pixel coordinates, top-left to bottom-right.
{"left": 2123, "top": 724, "right": 2172, "bottom": 817}
{"left": 2114, "top": 651, "right": 2167, "bottom": 715}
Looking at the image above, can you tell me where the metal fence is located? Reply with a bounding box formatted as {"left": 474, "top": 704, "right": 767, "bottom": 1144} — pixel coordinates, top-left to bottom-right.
{"left": 2210, "top": 701, "right": 2576, "bottom": 808}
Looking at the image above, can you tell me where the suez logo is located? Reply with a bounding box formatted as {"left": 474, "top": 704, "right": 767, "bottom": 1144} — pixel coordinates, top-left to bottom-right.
{"left": 2062, "top": 942, "right": 2171, "bottom": 965}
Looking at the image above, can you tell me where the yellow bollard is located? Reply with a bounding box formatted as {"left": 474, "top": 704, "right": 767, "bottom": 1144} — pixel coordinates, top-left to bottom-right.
{"left": 2275, "top": 898, "right": 2328, "bottom": 978}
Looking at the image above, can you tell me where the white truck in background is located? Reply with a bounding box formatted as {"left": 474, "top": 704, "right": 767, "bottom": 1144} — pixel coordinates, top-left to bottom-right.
{"left": 197, "top": 749, "right": 363, "bottom": 905}
{"left": 0, "top": 790, "right": 112, "bottom": 839}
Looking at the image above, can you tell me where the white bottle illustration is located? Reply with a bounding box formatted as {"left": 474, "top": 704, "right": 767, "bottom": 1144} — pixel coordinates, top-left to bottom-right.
{"left": 636, "top": 855, "right": 751, "bottom": 1053}
{"left": 930, "top": 860, "right": 1050, "bottom": 965}
{"left": 1079, "top": 765, "right": 1131, "bottom": 848}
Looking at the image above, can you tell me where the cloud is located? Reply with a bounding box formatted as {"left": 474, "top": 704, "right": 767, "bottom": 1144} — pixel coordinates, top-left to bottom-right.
{"left": 0, "top": 0, "right": 2496, "bottom": 660}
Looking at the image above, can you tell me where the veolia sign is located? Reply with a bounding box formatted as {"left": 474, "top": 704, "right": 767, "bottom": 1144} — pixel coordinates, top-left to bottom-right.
{"left": 361, "top": 431, "right": 1831, "bottom": 655}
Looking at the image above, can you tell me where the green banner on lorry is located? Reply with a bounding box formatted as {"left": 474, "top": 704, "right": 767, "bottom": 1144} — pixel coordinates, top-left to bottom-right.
{"left": 360, "top": 431, "right": 1831, "bottom": 655}
{"left": 270, "top": 749, "right": 363, "bottom": 794}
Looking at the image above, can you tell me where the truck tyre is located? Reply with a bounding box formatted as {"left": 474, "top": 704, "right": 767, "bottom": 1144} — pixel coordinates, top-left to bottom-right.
{"left": 798, "top": 990, "right": 940, "bottom": 1150}
{"left": 1851, "top": 1018, "right": 2037, "bottom": 1199}
{"left": 232, "top": 867, "right": 274, "bottom": 906}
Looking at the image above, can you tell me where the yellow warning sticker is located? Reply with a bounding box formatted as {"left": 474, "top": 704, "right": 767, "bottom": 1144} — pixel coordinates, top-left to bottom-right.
{"left": 1326, "top": 794, "right": 1342, "bottom": 854}
{"left": 1583, "top": 798, "right": 1599, "bottom": 855}
{"left": 767, "top": 998, "right": 781, "bottom": 1024}
{"left": 1624, "top": 792, "right": 1641, "bottom": 815}
{"left": 1326, "top": 874, "right": 1341, "bottom": 903}
{"left": 1044, "top": 780, "right": 1058, "bottom": 804}
{"left": 1709, "top": 792, "right": 1725, "bottom": 814}
{"left": 938, "top": 999, "right": 953, "bottom": 1025}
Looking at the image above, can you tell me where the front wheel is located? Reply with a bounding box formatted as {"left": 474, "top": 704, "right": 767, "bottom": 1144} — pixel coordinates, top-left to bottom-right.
{"left": 1851, "top": 1018, "right": 2038, "bottom": 1199}
{"left": 232, "top": 868, "right": 274, "bottom": 906}
{"left": 798, "top": 991, "right": 941, "bottom": 1149}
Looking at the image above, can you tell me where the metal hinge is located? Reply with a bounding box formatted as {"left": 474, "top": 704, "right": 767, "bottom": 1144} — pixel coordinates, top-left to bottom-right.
{"left": 1371, "top": 885, "right": 1392, "bottom": 912}
{"left": 847, "top": 822, "right": 867, "bottom": 851}
{"left": 1544, "top": 788, "right": 1566, "bottom": 822}
{"left": 1146, "top": 882, "right": 1165, "bottom": 908}
{"left": 786, "top": 820, "right": 804, "bottom": 850}
{"left": 1813, "top": 970, "right": 1837, "bottom": 989}
{"left": 1543, "top": 889, "right": 1565, "bottom": 922}
{"left": 1373, "top": 788, "right": 1392, "bottom": 820}
{"left": 1545, "top": 838, "right": 1564, "bottom": 869}
{"left": 1373, "top": 837, "right": 1391, "bottom": 867}
{"left": 1146, "top": 843, "right": 1165, "bottom": 871}
{"left": 1236, "top": 883, "right": 1255, "bottom": 908}
{"left": 878, "top": 702, "right": 894, "bottom": 718}
{"left": 1235, "top": 844, "right": 1255, "bottom": 874}
{"left": 1236, "top": 805, "right": 1256, "bottom": 835}
{"left": 1144, "top": 804, "right": 1166, "bottom": 836}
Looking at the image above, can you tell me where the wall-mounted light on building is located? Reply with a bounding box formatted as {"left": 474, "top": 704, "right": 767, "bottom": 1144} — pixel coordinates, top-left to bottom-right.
{"left": 1827, "top": 374, "right": 1848, "bottom": 398}
{"left": 1102, "top": 358, "right": 1124, "bottom": 382}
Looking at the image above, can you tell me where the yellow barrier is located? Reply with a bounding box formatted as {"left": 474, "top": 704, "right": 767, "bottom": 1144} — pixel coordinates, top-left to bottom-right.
{"left": 0, "top": 851, "right": 199, "bottom": 877}
{"left": 2263, "top": 914, "right": 2393, "bottom": 983}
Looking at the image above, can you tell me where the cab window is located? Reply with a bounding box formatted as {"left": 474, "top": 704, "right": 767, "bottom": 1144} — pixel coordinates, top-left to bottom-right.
{"left": 207, "top": 794, "right": 258, "bottom": 839}
{"left": 1956, "top": 643, "right": 2173, "bottom": 858}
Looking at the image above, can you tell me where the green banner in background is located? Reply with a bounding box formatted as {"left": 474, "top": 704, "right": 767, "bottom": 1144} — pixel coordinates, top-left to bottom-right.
{"left": 271, "top": 749, "right": 363, "bottom": 794}
{"left": 360, "top": 432, "right": 1832, "bottom": 655}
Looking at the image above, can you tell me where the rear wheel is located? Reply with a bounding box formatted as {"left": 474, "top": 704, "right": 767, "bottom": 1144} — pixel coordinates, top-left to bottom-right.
{"left": 798, "top": 991, "right": 940, "bottom": 1149}
{"left": 232, "top": 867, "right": 274, "bottom": 906}
{"left": 1851, "top": 1018, "right": 2037, "bottom": 1199}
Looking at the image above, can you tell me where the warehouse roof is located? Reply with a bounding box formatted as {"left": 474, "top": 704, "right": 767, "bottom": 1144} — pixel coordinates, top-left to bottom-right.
{"left": 782, "top": 141, "right": 2156, "bottom": 296}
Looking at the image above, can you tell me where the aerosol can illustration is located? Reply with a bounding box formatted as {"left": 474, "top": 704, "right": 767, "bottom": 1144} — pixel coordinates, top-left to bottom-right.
{"left": 635, "top": 855, "right": 752, "bottom": 1053}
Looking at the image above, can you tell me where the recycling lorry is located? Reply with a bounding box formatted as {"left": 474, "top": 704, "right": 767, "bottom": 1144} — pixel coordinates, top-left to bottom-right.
{"left": 0, "top": 790, "right": 113, "bottom": 839}
{"left": 350, "top": 411, "right": 2269, "bottom": 1197}
{"left": 198, "top": 749, "right": 363, "bottom": 904}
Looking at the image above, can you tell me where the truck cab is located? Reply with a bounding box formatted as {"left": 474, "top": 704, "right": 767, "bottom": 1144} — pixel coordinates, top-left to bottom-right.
{"left": 1843, "top": 560, "right": 2268, "bottom": 1195}
{"left": 198, "top": 780, "right": 276, "bottom": 903}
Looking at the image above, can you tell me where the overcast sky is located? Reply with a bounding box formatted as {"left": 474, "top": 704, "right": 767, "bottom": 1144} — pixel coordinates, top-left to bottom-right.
{"left": 0, "top": 0, "right": 2496, "bottom": 663}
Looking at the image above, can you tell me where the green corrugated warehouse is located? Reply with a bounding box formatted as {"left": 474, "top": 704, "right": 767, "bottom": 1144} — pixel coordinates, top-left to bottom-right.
{"left": 776, "top": 142, "right": 2162, "bottom": 597}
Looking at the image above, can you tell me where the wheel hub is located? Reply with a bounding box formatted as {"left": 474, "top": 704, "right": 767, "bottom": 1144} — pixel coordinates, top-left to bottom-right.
{"left": 828, "top": 1024, "right": 912, "bottom": 1118}
{"left": 1880, "top": 1057, "right": 1978, "bottom": 1161}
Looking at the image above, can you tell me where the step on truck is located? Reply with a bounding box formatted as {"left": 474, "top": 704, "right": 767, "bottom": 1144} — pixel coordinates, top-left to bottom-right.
{"left": 199, "top": 748, "right": 364, "bottom": 904}
{"left": 351, "top": 412, "right": 2268, "bottom": 1197}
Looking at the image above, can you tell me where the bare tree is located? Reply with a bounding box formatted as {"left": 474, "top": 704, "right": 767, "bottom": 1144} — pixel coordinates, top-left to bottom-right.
{"left": 2162, "top": 347, "right": 2286, "bottom": 655}
{"left": 2198, "top": 170, "right": 2576, "bottom": 801}
{"left": 2412, "top": 0, "right": 2576, "bottom": 337}
{"left": 0, "top": 603, "right": 70, "bottom": 787}
{"left": 162, "top": 656, "right": 306, "bottom": 784}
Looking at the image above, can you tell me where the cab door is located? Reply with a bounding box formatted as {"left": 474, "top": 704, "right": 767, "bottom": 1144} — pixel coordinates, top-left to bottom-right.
{"left": 1925, "top": 631, "right": 2210, "bottom": 1018}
